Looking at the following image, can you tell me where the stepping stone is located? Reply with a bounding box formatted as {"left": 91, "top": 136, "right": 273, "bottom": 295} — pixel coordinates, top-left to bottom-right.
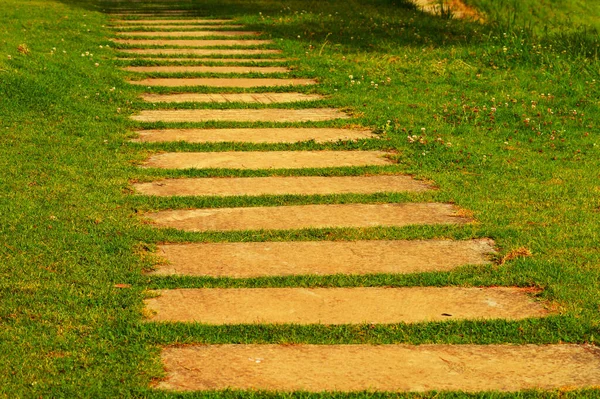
{"left": 144, "top": 287, "right": 548, "bottom": 324}
{"left": 145, "top": 203, "right": 468, "bottom": 232}
{"left": 113, "top": 39, "right": 273, "bottom": 46}
{"left": 156, "top": 344, "right": 600, "bottom": 392}
{"left": 117, "top": 58, "right": 287, "bottom": 63}
{"left": 120, "top": 49, "right": 282, "bottom": 56}
{"left": 132, "top": 128, "right": 373, "bottom": 143}
{"left": 132, "top": 108, "right": 348, "bottom": 122}
{"left": 123, "top": 65, "right": 289, "bottom": 73}
{"left": 112, "top": 25, "right": 246, "bottom": 29}
{"left": 139, "top": 93, "right": 323, "bottom": 104}
{"left": 115, "top": 31, "right": 260, "bottom": 37}
{"left": 134, "top": 175, "right": 427, "bottom": 197}
{"left": 148, "top": 239, "right": 493, "bottom": 277}
{"left": 113, "top": 19, "right": 233, "bottom": 24}
{"left": 127, "top": 78, "right": 316, "bottom": 87}
{"left": 143, "top": 151, "right": 391, "bottom": 170}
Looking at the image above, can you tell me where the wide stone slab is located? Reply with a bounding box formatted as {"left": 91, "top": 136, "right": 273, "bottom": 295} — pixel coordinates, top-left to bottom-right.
{"left": 115, "top": 31, "right": 260, "bottom": 37}
{"left": 144, "top": 287, "right": 547, "bottom": 324}
{"left": 139, "top": 93, "right": 323, "bottom": 104}
{"left": 117, "top": 57, "right": 287, "bottom": 63}
{"left": 145, "top": 203, "right": 468, "bottom": 232}
{"left": 143, "top": 151, "right": 391, "bottom": 170}
{"left": 123, "top": 65, "right": 289, "bottom": 73}
{"left": 132, "top": 128, "right": 372, "bottom": 143}
{"left": 134, "top": 175, "right": 427, "bottom": 197}
{"left": 120, "top": 49, "right": 282, "bottom": 55}
{"left": 113, "top": 39, "right": 273, "bottom": 46}
{"left": 113, "top": 19, "right": 233, "bottom": 24}
{"left": 132, "top": 108, "right": 348, "bottom": 122}
{"left": 148, "top": 239, "right": 493, "bottom": 277}
{"left": 156, "top": 344, "right": 600, "bottom": 392}
{"left": 127, "top": 78, "right": 317, "bottom": 87}
{"left": 112, "top": 25, "right": 246, "bottom": 29}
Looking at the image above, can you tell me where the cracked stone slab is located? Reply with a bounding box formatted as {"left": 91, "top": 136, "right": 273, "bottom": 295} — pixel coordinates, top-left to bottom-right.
{"left": 127, "top": 78, "right": 317, "bottom": 87}
{"left": 131, "top": 108, "right": 348, "bottom": 122}
{"left": 139, "top": 92, "right": 322, "bottom": 104}
{"left": 144, "top": 202, "right": 469, "bottom": 232}
{"left": 156, "top": 344, "right": 600, "bottom": 392}
{"left": 148, "top": 238, "right": 493, "bottom": 277}
{"left": 144, "top": 287, "right": 548, "bottom": 324}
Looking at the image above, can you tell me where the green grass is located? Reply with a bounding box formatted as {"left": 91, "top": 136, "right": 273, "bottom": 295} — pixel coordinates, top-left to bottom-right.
{"left": 1, "top": 0, "right": 600, "bottom": 397}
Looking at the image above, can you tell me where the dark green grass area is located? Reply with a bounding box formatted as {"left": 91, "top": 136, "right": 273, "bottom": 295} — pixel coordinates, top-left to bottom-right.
{"left": 1, "top": 0, "right": 600, "bottom": 397}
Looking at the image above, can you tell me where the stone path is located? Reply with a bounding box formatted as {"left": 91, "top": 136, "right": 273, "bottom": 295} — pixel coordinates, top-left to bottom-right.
{"left": 112, "top": 9, "right": 600, "bottom": 394}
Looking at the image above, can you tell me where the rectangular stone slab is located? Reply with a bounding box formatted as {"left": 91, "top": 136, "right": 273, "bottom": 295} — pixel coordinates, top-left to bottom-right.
{"left": 112, "top": 25, "right": 246, "bottom": 29}
{"left": 117, "top": 57, "right": 287, "bottom": 63}
{"left": 149, "top": 239, "right": 493, "bottom": 277}
{"left": 123, "top": 66, "right": 289, "bottom": 73}
{"left": 127, "top": 78, "right": 317, "bottom": 87}
{"left": 120, "top": 49, "right": 282, "bottom": 55}
{"left": 139, "top": 93, "right": 323, "bottom": 104}
{"left": 132, "top": 128, "right": 372, "bottom": 143}
{"left": 113, "top": 19, "right": 233, "bottom": 24}
{"left": 156, "top": 344, "right": 600, "bottom": 392}
{"left": 143, "top": 151, "right": 391, "bottom": 170}
{"left": 131, "top": 108, "right": 348, "bottom": 122}
{"left": 134, "top": 175, "right": 428, "bottom": 197}
{"left": 145, "top": 203, "right": 469, "bottom": 232}
{"left": 113, "top": 39, "right": 273, "bottom": 46}
{"left": 115, "top": 31, "right": 260, "bottom": 37}
{"left": 144, "top": 287, "right": 547, "bottom": 324}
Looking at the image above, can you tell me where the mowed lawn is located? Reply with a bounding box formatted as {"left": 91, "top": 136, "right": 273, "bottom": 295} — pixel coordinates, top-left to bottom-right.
{"left": 0, "top": 0, "right": 599, "bottom": 397}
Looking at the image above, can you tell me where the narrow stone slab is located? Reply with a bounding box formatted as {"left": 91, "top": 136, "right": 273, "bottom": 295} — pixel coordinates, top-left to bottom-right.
{"left": 157, "top": 344, "right": 600, "bottom": 392}
{"left": 113, "top": 39, "right": 273, "bottom": 46}
{"left": 117, "top": 57, "right": 287, "bottom": 63}
{"left": 135, "top": 175, "right": 427, "bottom": 197}
{"left": 144, "top": 287, "right": 547, "bottom": 324}
{"left": 140, "top": 93, "right": 323, "bottom": 104}
{"left": 113, "top": 19, "right": 233, "bottom": 24}
{"left": 120, "top": 49, "right": 282, "bottom": 55}
{"left": 143, "top": 151, "right": 391, "bottom": 170}
{"left": 123, "top": 65, "right": 289, "bottom": 73}
{"left": 145, "top": 203, "right": 468, "bottom": 232}
{"left": 132, "top": 128, "right": 372, "bottom": 143}
{"left": 112, "top": 25, "right": 246, "bottom": 29}
{"left": 149, "top": 239, "right": 493, "bottom": 277}
{"left": 128, "top": 78, "right": 317, "bottom": 87}
{"left": 132, "top": 108, "right": 348, "bottom": 123}
{"left": 115, "top": 31, "right": 260, "bottom": 37}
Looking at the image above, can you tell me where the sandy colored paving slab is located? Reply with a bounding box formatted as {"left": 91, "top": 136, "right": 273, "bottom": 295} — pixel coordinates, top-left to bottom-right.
{"left": 127, "top": 78, "right": 316, "bottom": 87}
{"left": 123, "top": 65, "right": 289, "bottom": 73}
{"left": 144, "top": 287, "right": 548, "bottom": 324}
{"left": 132, "top": 128, "right": 372, "bottom": 143}
{"left": 112, "top": 25, "right": 246, "bottom": 29}
{"left": 149, "top": 239, "right": 493, "bottom": 277}
{"left": 140, "top": 93, "right": 323, "bottom": 104}
{"left": 120, "top": 49, "right": 282, "bottom": 55}
{"left": 134, "top": 175, "right": 427, "bottom": 197}
{"left": 115, "top": 31, "right": 260, "bottom": 37}
{"left": 117, "top": 57, "right": 287, "bottom": 63}
{"left": 132, "top": 108, "right": 347, "bottom": 122}
{"left": 113, "top": 39, "right": 272, "bottom": 46}
{"left": 144, "top": 203, "right": 468, "bottom": 232}
{"left": 113, "top": 19, "right": 233, "bottom": 24}
{"left": 143, "top": 151, "right": 391, "bottom": 170}
{"left": 156, "top": 344, "right": 600, "bottom": 392}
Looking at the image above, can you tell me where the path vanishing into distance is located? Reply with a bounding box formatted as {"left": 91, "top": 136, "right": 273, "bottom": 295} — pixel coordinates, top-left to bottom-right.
{"left": 103, "top": 1, "right": 600, "bottom": 393}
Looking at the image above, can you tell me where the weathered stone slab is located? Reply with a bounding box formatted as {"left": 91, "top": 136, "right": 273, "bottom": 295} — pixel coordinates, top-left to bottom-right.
{"left": 134, "top": 175, "right": 427, "bottom": 197}
{"left": 143, "top": 151, "right": 391, "bottom": 170}
{"left": 124, "top": 65, "right": 289, "bottom": 73}
{"left": 132, "top": 108, "right": 348, "bottom": 123}
{"left": 149, "top": 239, "right": 492, "bottom": 277}
{"left": 112, "top": 25, "right": 245, "bottom": 29}
{"left": 115, "top": 31, "right": 260, "bottom": 37}
{"left": 117, "top": 57, "right": 287, "bottom": 63}
{"left": 145, "top": 203, "right": 468, "bottom": 232}
{"left": 113, "top": 39, "right": 272, "bottom": 46}
{"left": 120, "top": 49, "right": 282, "bottom": 55}
{"left": 127, "top": 78, "right": 317, "bottom": 87}
{"left": 139, "top": 93, "right": 323, "bottom": 104}
{"left": 157, "top": 344, "right": 600, "bottom": 392}
{"left": 113, "top": 19, "right": 233, "bottom": 24}
{"left": 144, "top": 287, "right": 547, "bottom": 324}
{"left": 132, "top": 128, "right": 373, "bottom": 143}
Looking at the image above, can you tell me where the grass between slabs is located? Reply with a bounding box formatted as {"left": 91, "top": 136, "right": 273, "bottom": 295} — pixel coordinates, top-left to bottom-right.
{"left": 1, "top": 0, "right": 599, "bottom": 397}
